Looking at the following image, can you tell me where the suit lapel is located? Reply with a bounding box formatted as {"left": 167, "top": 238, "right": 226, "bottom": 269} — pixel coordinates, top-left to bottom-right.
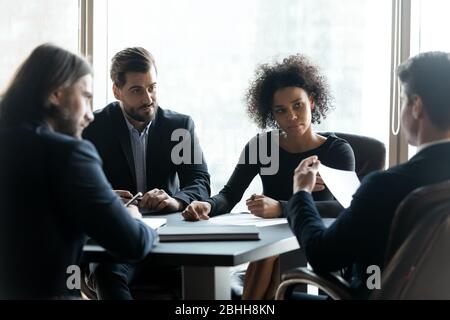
{"left": 111, "top": 103, "right": 137, "bottom": 189}
{"left": 146, "top": 107, "right": 163, "bottom": 189}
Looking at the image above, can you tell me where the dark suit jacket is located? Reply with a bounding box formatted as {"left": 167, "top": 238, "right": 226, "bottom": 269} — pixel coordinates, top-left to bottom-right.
{"left": 0, "top": 123, "right": 156, "bottom": 299}
{"left": 286, "top": 142, "right": 450, "bottom": 298}
{"left": 83, "top": 102, "right": 210, "bottom": 206}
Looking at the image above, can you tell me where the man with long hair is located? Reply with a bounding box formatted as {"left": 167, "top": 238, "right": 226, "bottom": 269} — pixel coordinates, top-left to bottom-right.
{"left": 0, "top": 44, "right": 156, "bottom": 299}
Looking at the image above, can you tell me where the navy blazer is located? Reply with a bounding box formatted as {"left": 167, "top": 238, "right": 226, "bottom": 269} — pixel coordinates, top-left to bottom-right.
{"left": 0, "top": 123, "right": 156, "bottom": 299}
{"left": 286, "top": 142, "right": 450, "bottom": 298}
{"left": 83, "top": 102, "right": 211, "bottom": 206}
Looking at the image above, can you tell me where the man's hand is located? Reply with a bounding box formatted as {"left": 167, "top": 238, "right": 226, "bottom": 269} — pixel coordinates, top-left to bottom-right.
{"left": 293, "top": 156, "right": 320, "bottom": 194}
{"left": 246, "top": 195, "right": 283, "bottom": 218}
{"left": 139, "top": 189, "right": 185, "bottom": 212}
{"left": 182, "top": 201, "right": 212, "bottom": 221}
{"left": 126, "top": 205, "right": 142, "bottom": 219}
{"left": 114, "top": 190, "right": 134, "bottom": 205}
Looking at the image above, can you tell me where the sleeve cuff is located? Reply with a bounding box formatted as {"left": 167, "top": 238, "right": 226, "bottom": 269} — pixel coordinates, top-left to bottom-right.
{"left": 172, "top": 194, "right": 190, "bottom": 206}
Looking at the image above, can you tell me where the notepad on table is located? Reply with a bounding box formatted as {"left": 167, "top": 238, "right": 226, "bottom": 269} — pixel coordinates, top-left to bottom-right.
{"left": 157, "top": 225, "right": 260, "bottom": 242}
{"left": 142, "top": 217, "right": 167, "bottom": 230}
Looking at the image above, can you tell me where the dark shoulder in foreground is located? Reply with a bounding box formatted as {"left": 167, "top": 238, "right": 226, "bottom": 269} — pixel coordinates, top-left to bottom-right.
{"left": 39, "top": 125, "right": 98, "bottom": 156}
{"left": 2, "top": 123, "right": 88, "bottom": 145}
{"left": 2, "top": 124, "right": 100, "bottom": 163}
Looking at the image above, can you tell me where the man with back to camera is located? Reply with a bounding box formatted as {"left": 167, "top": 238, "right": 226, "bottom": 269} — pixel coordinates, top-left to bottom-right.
{"left": 288, "top": 51, "right": 450, "bottom": 299}
{"left": 83, "top": 47, "right": 210, "bottom": 299}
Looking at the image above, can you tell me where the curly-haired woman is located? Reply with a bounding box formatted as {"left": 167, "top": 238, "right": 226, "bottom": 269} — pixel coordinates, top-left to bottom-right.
{"left": 183, "top": 54, "right": 354, "bottom": 220}
{"left": 182, "top": 54, "right": 356, "bottom": 299}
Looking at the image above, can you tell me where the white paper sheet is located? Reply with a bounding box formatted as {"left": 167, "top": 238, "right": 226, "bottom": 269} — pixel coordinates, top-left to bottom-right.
{"left": 142, "top": 217, "right": 167, "bottom": 230}
{"left": 318, "top": 164, "right": 360, "bottom": 208}
{"left": 208, "top": 212, "right": 287, "bottom": 227}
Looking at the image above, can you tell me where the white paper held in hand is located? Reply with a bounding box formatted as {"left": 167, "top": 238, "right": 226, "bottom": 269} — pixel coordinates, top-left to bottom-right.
{"left": 318, "top": 163, "right": 360, "bottom": 208}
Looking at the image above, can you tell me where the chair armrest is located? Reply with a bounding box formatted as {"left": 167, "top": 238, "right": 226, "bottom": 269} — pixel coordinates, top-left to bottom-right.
{"left": 275, "top": 267, "right": 354, "bottom": 300}
{"left": 80, "top": 263, "right": 97, "bottom": 300}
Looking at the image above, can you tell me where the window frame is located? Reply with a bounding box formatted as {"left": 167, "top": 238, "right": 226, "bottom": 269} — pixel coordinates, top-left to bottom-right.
{"left": 80, "top": 0, "right": 415, "bottom": 169}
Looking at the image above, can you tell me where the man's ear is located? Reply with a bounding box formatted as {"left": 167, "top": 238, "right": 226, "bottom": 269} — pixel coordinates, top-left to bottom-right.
{"left": 112, "top": 84, "right": 121, "bottom": 100}
{"left": 412, "top": 95, "right": 424, "bottom": 120}
{"left": 47, "top": 89, "right": 62, "bottom": 108}
{"left": 310, "top": 97, "right": 315, "bottom": 110}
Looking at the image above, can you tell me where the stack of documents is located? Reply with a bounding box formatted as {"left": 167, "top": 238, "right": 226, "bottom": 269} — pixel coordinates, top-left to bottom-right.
{"left": 157, "top": 225, "right": 260, "bottom": 242}
{"left": 209, "top": 213, "right": 287, "bottom": 227}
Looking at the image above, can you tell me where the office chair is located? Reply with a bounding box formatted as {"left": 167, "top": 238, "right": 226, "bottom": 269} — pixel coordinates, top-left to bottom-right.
{"left": 275, "top": 180, "right": 450, "bottom": 300}
{"left": 316, "top": 132, "right": 386, "bottom": 218}
{"left": 332, "top": 132, "right": 386, "bottom": 180}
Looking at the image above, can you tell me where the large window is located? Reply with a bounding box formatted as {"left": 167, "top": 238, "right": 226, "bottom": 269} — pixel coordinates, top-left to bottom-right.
{"left": 0, "top": 0, "right": 79, "bottom": 91}
{"left": 408, "top": 0, "right": 450, "bottom": 158}
{"left": 92, "top": 0, "right": 393, "bottom": 210}
{"left": 411, "top": 0, "right": 450, "bottom": 53}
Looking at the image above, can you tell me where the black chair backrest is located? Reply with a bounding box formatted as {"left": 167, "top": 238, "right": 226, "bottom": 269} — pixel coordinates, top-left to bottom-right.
{"left": 315, "top": 132, "right": 386, "bottom": 218}
{"left": 384, "top": 180, "right": 450, "bottom": 264}
{"left": 333, "top": 132, "right": 386, "bottom": 180}
{"left": 371, "top": 181, "right": 450, "bottom": 299}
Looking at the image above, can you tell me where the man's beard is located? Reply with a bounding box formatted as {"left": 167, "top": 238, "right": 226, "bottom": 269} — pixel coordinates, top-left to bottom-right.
{"left": 125, "top": 103, "right": 158, "bottom": 124}
{"left": 54, "top": 118, "right": 81, "bottom": 139}
{"left": 50, "top": 107, "right": 82, "bottom": 139}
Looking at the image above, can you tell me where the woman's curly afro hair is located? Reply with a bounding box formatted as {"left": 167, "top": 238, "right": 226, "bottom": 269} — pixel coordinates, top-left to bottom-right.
{"left": 246, "top": 54, "right": 333, "bottom": 129}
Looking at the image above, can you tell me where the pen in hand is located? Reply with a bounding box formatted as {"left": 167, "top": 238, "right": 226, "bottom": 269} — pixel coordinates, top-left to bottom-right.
{"left": 125, "top": 192, "right": 143, "bottom": 207}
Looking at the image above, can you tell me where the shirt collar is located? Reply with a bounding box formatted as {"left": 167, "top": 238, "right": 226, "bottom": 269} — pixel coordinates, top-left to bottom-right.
{"left": 123, "top": 114, "right": 151, "bottom": 137}
{"left": 417, "top": 138, "right": 450, "bottom": 153}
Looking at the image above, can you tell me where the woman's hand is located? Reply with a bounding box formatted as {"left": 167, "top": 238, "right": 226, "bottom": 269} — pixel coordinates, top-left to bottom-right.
{"left": 182, "top": 201, "right": 212, "bottom": 221}
{"left": 246, "top": 195, "right": 283, "bottom": 218}
{"left": 312, "top": 173, "right": 326, "bottom": 192}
